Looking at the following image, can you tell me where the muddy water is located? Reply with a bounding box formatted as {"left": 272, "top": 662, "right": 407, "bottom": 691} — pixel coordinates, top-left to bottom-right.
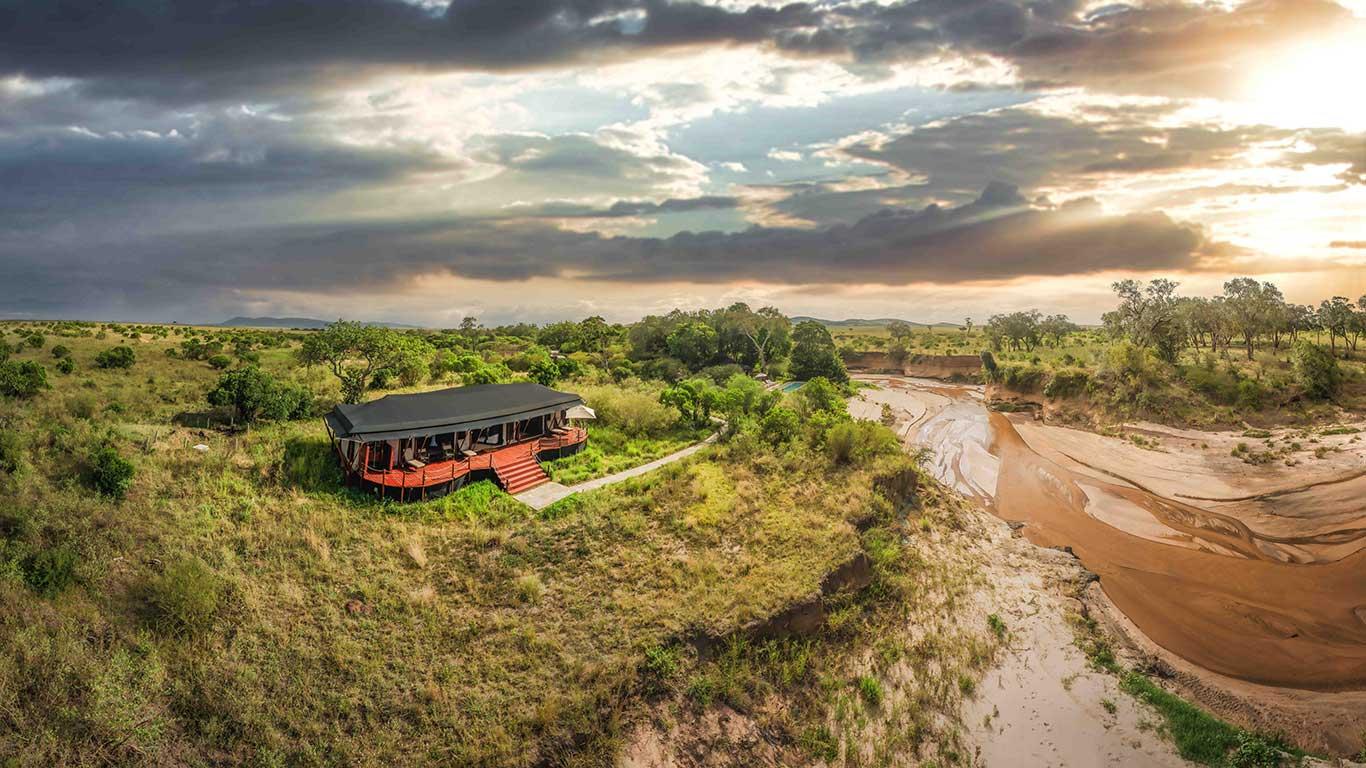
{"left": 859, "top": 377, "right": 1366, "bottom": 691}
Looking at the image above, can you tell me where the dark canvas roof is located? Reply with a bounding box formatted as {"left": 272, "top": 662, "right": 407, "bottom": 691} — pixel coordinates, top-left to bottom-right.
{"left": 325, "top": 382, "right": 582, "bottom": 441}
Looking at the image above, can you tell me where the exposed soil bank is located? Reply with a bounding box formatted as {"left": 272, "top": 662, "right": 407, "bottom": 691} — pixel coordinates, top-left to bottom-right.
{"left": 855, "top": 376, "right": 1366, "bottom": 754}
{"left": 844, "top": 352, "right": 982, "bottom": 381}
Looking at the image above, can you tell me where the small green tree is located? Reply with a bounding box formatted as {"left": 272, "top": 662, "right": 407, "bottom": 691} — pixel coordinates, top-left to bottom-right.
{"left": 298, "top": 321, "right": 434, "bottom": 403}
{"left": 0, "top": 360, "right": 48, "bottom": 398}
{"left": 798, "top": 376, "right": 844, "bottom": 414}
{"left": 666, "top": 321, "right": 719, "bottom": 370}
{"left": 207, "top": 367, "right": 311, "bottom": 423}
{"left": 529, "top": 358, "right": 560, "bottom": 386}
{"left": 55, "top": 357, "right": 75, "bottom": 375}
{"left": 1293, "top": 341, "right": 1341, "bottom": 400}
{"left": 95, "top": 345, "right": 136, "bottom": 369}
{"left": 660, "top": 378, "right": 719, "bottom": 428}
{"left": 759, "top": 406, "right": 800, "bottom": 445}
{"left": 207, "top": 354, "right": 232, "bottom": 370}
{"left": 89, "top": 445, "right": 135, "bottom": 501}
{"left": 791, "top": 321, "right": 848, "bottom": 383}
{"left": 50, "top": 344, "right": 71, "bottom": 359}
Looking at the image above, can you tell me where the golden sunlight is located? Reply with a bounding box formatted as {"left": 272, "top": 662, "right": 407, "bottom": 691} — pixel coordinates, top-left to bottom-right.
{"left": 1240, "top": 30, "right": 1366, "bottom": 130}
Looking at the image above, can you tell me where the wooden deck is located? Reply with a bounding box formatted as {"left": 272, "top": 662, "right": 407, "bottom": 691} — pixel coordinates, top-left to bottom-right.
{"left": 350, "top": 427, "right": 587, "bottom": 496}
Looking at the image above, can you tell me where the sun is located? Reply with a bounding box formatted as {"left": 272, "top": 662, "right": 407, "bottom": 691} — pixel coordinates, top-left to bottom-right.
{"left": 1239, "top": 32, "right": 1366, "bottom": 131}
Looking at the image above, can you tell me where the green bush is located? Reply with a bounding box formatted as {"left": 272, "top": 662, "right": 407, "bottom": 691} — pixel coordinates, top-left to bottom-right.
{"left": 207, "top": 367, "right": 311, "bottom": 423}
{"left": 55, "top": 357, "right": 76, "bottom": 375}
{"left": 1293, "top": 341, "right": 1341, "bottom": 400}
{"left": 89, "top": 445, "right": 135, "bottom": 500}
{"left": 1043, "top": 368, "right": 1090, "bottom": 398}
{"left": 95, "top": 345, "right": 136, "bottom": 369}
{"left": 0, "top": 427, "right": 21, "bottom": 474}
{"left": 50, "top": 344, "right": 71, "bottom": 359}
{"left": 24, "top": 545, "right": 78, "bottom": 597}
{"left": 698, "top": 363, "right": 745, "bottom": 385}
{"left": 826, "top": 421, "right": 899, "bottom": 465}
{"left": 759, "top": 406, "right": 800, "bottom": 445}
{"left": 798, "top": 376, "right": 844, "bottom": 414}
{"left": 206, "top": 354, "right": 232, "bottom": 370}
{"left": 147, "top": 557, "right": 223, "bottom": 635}
{"left": 997, "top": 364, "right": 1047, "bottom": 393}
{"left": 575, "top": 382, "right": 676, "bottom": 437}
{"left": 0, "top": 360, "right": 48, "bottom": 398}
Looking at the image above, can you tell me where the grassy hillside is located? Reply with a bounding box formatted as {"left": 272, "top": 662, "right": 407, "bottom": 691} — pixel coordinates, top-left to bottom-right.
{"left": 0, "top": 322, "right": 935, "bottom": 766}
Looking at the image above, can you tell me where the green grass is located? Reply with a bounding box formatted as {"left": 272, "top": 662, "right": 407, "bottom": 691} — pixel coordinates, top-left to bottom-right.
{"left": 541, "top": 421, "right": 707, "bottom": 485}
{"left": 1119, "top": 673, "right": 1298, "bottom": 767}
{"left": 0, "top": 322, "right": 914, "bottom": 765}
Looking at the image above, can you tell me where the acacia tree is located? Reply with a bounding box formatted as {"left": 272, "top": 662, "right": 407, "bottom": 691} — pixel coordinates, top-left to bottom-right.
{"left": 1222, "top": 278, "right": 1284, "bottom": 359}
{"left": 1317, "top": 297, "right": 1354, "bottom": 357}
{"left": 298, "top": 321, "right": 434, "bottom": 403}
{"left": 1105, "top": 279, "right": 1183, "bottom": 363}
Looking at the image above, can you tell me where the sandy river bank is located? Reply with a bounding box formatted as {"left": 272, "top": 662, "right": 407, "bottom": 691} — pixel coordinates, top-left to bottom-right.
{"left": 852, "top": 376, "right": 1366, "bottom": 755}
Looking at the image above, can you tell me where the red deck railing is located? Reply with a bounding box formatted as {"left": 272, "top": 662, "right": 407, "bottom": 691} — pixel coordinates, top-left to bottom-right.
{"left": 347, "top": 426, "right": 588, "bottom": 497}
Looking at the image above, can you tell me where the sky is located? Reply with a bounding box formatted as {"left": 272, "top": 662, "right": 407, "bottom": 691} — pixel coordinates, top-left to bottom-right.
{"left": 1, "top": 0, "right": 1364, "bottom": 327}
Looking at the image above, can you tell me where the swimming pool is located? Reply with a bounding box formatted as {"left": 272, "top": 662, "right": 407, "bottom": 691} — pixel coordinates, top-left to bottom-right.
{"left": 781, "top": 381, "right": 805, "bottom": 393}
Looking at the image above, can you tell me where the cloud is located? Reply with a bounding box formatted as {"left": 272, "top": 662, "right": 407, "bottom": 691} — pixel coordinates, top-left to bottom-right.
{"left": 2, "top": 1, "right": 1356, "bottom": 106}
{"left": 1331, "top": 241, "right": 1366, "bottom": 249}
{"left": 0, "top": 183, "right": 1241, "bottom": 320}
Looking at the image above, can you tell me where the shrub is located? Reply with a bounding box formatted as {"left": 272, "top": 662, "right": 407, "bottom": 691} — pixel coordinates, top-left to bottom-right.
{"left": 463, "top": 362, "right": 512, "bottom": 385}
{"left": 0, "top": 360, "right": 48, "bottom": 398}
{"left": 574, "top": 382, "right": 676, "bottom": 437}
{"left": 1293, "top": 341, "right": 1341, "bottom": 400}
{"left": 983, "top": 349, "right": 1005, "bottom": 379}
{"left": 147, "top": 557, "right": 223, "bottom": 635}
{"left": 207, "top": 367, "right": 311, "bottom": 423}
{"left": 826, "top": 421, "right": 900, "bottom": 465}
{"left": 25, "top": 334, "right": 44, "bottom": 349}
{"left": 759, "top": 406, "right": 800, "bottom": 445}
{"left": 206, "top": 354, "right": 232, "bottom": 370}
{"left": 698, "top": 363, "right": 745, "bottom": 385}
{"left": 1043, "top": 368, "right": 1090, "bottom": 398}
{"left": 996, "top": 363, "right": 1047, "bottom": 393}
{"left": 55, "top": 357, "right": 76, "bottom": 375}
{"left": 660, "top": 378, "right": 719, "bottom": 428}
{"left": 51, "top": 344, "right": 71, "bottom": 359}
{"left": 89, "top": 445, "right": 135, "bottom": 500}
{"left": 528, "top": 358, "right": 560, "bottom": 386}
{"left": 1235, "top": 379, "right": 1265, "bottom": 410}
{"left": 24, "top": 545, "right": 78, "bottom": 597}
{"left": 0, "top": 427, "right": 21, "bottom": 474}
{"left": 855, "top": 675, "right": 882, "bottom": 706}
{"left": 798, "top": 376, "right": 844, "bottom": 414}
{"left": 95, "top": 345, "right": 136, "bottom": 369}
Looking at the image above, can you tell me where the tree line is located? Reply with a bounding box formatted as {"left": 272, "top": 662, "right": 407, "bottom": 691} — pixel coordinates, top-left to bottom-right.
{"left": 1105, "top": 278, "right": 1366, "bottom": 362}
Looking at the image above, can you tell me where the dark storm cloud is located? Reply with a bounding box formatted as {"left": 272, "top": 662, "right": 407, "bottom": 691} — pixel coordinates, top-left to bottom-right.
{"left": 0, "top": 183, "right": 1236, "bottom": 317}
{"left": 1, "top": 1, "right": 1356, "bottom": 104}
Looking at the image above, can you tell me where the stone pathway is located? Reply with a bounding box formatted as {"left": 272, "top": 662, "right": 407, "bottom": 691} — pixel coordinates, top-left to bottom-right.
{"left": 515, "top": 433, "right": 718, "bottom": 510}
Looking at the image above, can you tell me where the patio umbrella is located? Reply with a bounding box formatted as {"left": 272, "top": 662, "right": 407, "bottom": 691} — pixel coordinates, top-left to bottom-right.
{"left": 565, "top": 405, "right": 596, "bottom": 420}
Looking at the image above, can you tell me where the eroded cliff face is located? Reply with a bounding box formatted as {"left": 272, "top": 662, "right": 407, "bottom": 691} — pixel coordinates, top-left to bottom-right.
{"left": 842, "top": 351, "right": 982, "bottom": 381}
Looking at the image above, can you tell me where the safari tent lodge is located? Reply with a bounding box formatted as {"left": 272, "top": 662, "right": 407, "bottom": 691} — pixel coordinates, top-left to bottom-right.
{"left": 323, "top": 382, "right": 591, "bottom": 499}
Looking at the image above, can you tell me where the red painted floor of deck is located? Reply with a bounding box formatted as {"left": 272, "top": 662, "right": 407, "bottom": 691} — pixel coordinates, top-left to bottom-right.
{"left": 354, "top": 427, "right": 586, "bottom": 492}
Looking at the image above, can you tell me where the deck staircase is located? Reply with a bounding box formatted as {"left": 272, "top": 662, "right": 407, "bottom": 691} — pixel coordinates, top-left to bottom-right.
{"left": 493, "top": 446, "right": 550, "bottom": 494}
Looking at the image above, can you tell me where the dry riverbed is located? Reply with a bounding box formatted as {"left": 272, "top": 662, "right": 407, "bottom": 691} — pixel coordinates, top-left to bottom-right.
{"left": 854, "top": 376, "right": 1366, "bottom": 759}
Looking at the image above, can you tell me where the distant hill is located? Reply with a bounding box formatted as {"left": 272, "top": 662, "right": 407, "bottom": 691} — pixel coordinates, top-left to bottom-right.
{"left": 219, "top": 316, "right": 419, "bottom": 329}
{"left": 792, "top": 316, "right": 963, "bottom": 329}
